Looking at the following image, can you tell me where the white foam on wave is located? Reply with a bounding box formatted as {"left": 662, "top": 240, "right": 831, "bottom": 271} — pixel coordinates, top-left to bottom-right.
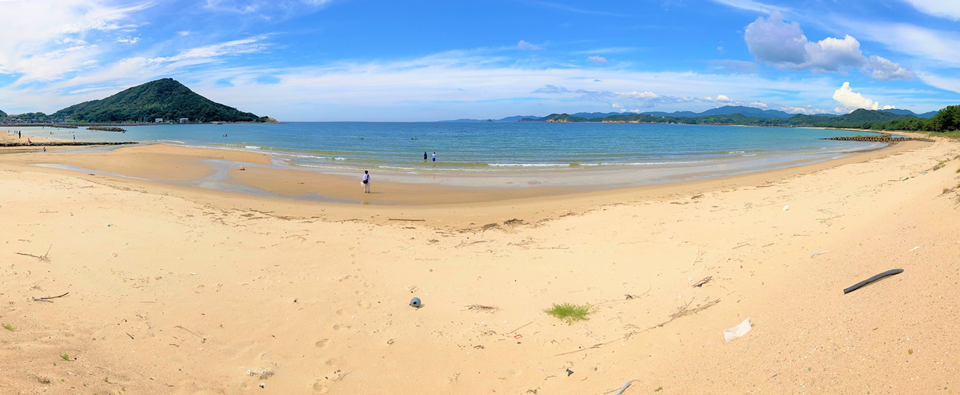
{"left": 245, "top": 146, "right": 261, "bottom": 149}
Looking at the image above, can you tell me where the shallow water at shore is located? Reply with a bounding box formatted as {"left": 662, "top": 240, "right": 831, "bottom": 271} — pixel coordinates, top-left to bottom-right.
{"left": 12, "top": 122, "right": 883, "bottom": 172}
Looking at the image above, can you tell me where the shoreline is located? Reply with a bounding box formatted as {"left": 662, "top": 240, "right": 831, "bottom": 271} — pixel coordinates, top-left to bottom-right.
{"left": 0, "top": 131, "right": 930, "bottom": 227}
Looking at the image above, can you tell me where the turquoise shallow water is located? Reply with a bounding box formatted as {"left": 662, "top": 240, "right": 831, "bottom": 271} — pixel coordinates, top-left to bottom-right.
{"left": 21, "top": 122, "right": 883, "bottom": 174}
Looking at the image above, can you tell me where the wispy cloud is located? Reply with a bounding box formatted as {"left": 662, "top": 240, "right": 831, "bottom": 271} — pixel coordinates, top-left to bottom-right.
{"left": 517, "top": 40, "right": 543, "bottom": 51}
{"left": 0, "top": 0, "right": 151, "bottom": 84}
{"left": 899, "top": 0, "right": 960, "bottom": 20}
{"left": 587, "top": 55, "right": 608, "bottom": 64}
{"left": 711, "top": 0, "right": 788, "bottom": 14}
{"left": 571, "top": 47, "right": 641, "bottom": 55}
{"left": 521, "top": 1, "right": 629, "bottom": 17}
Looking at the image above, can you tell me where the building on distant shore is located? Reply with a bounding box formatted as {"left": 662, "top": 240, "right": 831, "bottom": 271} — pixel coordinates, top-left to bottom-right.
{"left": 155, "top": 118, "right": 163, "bottom": 123}
{"left": 179, "top": 118, "right": 189, "bottom": 124}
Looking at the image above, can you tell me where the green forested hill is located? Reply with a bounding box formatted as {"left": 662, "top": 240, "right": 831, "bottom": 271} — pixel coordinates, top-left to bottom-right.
{"left": 0, "top": 109, "right": 6, "bottom": 117}
{"left": 51, "top": 78, "right": 268, "bottom": 123}
{"left": 537, "top": 106, "right": 960, "bottom": 132}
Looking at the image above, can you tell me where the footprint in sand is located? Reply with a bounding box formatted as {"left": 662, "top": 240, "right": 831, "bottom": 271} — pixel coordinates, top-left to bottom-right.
{"left": 354, "top": 289, "right": 365, "bottom": 295}
{"left": 357, "top": 300, "right": 371, "bottom": 308}
{"left": 315, "top": 339, "right": 329, "bottom": 348}
{"left": 332, "top": 324, "right": 351, "bottom": 331}
{"left": 325, "top": 357, "right": 343, "bottom": 367}
{"left": 336, "top": 309, "right": 345, "bottom": 316}
{"left": 313, "top": 381, "right": 330, "bottom": 393}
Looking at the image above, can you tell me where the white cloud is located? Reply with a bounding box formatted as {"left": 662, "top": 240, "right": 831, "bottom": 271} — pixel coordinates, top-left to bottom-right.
{"left": 744, "top": 11, "right": 807, "bottom": 64}
{"left": 833, "top": 82, "right": 883, "bottom": 112}
{"left": 862, "top": 55, "right": 916, "bottom": 81}
{"left": 711, "top": 0, "right": 788, "bottom": 14}
{"left": 117, "top": 36, "right": 140, "bottom": 44}
{"left": 517, "top": 40, "right": 543, "bottom": 51}
{"left": 151, "top": 37, "right": 269, "bottom": 64}
{"left": 901, "top": 0, "right": 960, "bottom": 20}
{"left": 716, "top": 94, "right": 731, "bottom": 101}
{"left": 917, "top": 72, "right": 960, "bottom": 95}
{"left": 750, "top": 101, "right": 767, "bottom": 107}
{"left": 617, "top": 91, "right": 660, "bottom": 99}
{"left": 177, "top": 31, "right": 191, "bottom": 37}
{"left": 0, "top": 0, "right": 150, "bottom": 83}
{"left": 587, "top": 55, "right": 608, "bottom": 64}
{"left": 834, "top": 18, "right": 960, "bottom": 69}
{"left": 745, "top": 11, "right": 915, "bottom": 80}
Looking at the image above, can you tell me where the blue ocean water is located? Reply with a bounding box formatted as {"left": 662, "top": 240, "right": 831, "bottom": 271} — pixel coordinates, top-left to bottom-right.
{"left": 26, "top": 122, "right": 882, "bottom": 173}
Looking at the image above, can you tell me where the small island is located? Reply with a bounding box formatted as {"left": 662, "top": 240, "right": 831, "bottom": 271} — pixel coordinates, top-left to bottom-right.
{"left": 0, "top": 78, "right": 277, "bottom": 126}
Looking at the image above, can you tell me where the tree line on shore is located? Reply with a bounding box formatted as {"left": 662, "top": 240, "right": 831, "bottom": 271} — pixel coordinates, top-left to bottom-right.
{"left": 534, "top": 106, "right": 960, "bottom": 132}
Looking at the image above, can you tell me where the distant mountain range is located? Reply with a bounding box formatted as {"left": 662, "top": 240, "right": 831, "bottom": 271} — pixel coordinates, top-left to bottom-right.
{"left": 441, "top": 105, "right": 939, "bottom": 123}
{"left": 2, "top": 78, "right": 272, "bottom": 123}
{"left": 517, "top": 107, "right": 957, "bottom": 133}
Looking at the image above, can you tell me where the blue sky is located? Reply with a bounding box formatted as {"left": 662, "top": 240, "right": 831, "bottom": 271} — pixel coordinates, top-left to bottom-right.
{"left": 0, "top": 0, "right": 958, "bottom": 121}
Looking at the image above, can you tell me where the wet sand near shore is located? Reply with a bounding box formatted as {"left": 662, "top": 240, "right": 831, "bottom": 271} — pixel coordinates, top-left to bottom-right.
{"left": 0, "top": 131, "right": 958, "bottom": 394}
{"left": 0, "top": 139, "right": 915, "bottom": 209}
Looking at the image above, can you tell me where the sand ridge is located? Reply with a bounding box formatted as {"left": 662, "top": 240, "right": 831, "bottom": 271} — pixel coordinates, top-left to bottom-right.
{"left": 0, "top": 135, "right": 958, "bottom": 394}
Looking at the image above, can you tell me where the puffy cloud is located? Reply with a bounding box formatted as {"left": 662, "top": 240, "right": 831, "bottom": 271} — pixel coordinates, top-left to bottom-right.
{"left": 617, "top": 91, "right": 660, "bottom": 99}
{"left": 862, "top": 55, "right": 916, "bottom": 81}
{"left": 833, "top": 82, "right": 884, "bottom": 112}
{"left": 744, "top": 11, "right": 807, "bottom": 65}
{"left": 901, "top": 0, "right": 960, "bottom": 20}
{"left": 750, "top": 101, "right": 768, "bottom": 107}
{"left": 587, "top": 55, "right": 608, "bottom": 64}
{"left": 744, "top": 12, "right": 914, "bottom": 79}
{"left": 517, "top": 40, "right": 543, "bottom": 51}
{"left": 715, "top": 94, "right": 731, "bottom": 101}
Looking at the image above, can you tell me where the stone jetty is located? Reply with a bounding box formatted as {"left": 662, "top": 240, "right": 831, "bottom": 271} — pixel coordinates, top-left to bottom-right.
{"left": 821, "top": 134, "right": 932, "bottom": 143}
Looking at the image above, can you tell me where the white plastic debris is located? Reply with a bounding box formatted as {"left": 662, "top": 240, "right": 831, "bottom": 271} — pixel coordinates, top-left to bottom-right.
{"left": 723, "top": 318, "right": 753, "bottom": 342}
{"left": 908, "top": 246, "right": 919, "bottom": 252}
{"left": 783, "top": 205, "right": 789, "bottom": 211}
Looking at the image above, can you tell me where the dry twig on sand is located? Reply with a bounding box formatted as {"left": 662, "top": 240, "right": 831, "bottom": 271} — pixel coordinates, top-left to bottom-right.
{"left": 32, "top": 292, "right": 69, "bottom": 303}
{"left": 691, "top": 247, "right": 705, "bottom": 266}
{"left": 691, "top": 276, "right": 713, "bottom": 288}
{"left": 506, "top": 321, "right": 533, "bottom": 334}
{"left": 464, "top": 304, "right": 499, "bottom": 312}
{"left": 16, "top": 244, "right": 52, "bottom": 262}
{"left": 175, "top": 325, "right": 206, "bottom": 343}
{"left": 555, "top": 298, "right": 721, "bottom": 356}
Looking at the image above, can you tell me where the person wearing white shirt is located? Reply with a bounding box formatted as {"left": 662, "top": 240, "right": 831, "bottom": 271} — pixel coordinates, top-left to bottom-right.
{"left": 361, "top": 170, "right": 371, "bottom": 193}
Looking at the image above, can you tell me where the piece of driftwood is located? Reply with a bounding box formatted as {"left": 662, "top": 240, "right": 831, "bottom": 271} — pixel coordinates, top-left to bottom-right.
{"left": 33, "top": 292, "right": 69, "bottom": 302}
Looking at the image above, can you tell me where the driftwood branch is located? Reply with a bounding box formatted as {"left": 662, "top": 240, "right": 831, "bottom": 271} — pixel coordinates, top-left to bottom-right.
{"left": 33, "top": 292, "right": 69, "bottom": 302}
{"left": 16, "top": 244, "right": 52, "bottom": 262}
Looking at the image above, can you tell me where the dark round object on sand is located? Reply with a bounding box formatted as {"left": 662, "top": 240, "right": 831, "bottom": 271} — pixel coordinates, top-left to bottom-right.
{"left": 410, "top": 297, "right": 422, "bottom": 308}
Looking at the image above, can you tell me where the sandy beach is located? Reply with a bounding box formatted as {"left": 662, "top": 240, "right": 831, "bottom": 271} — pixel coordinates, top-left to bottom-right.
{"left": 1, "top": 130, "right": 959, "bottom": 394}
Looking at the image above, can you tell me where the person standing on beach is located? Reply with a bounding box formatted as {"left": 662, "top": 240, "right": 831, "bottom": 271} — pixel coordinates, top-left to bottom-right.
{"left": 432, "top": 152, "right": 436, "bottom": 162}
{"left": 361, "top": 170, "right": 371, "bottom": 193}
{"left": 423, "top": 151, "right": 428, "bottom": 161}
